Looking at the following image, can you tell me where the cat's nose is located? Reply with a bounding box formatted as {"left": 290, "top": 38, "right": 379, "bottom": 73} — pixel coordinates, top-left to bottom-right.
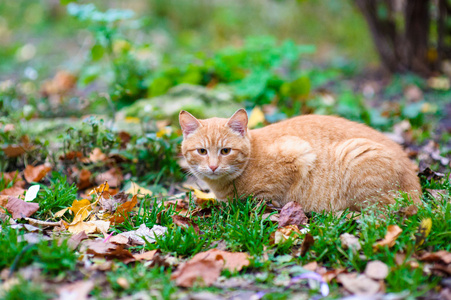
{"left": 209, "top": 165, "right": 218, "bottom": 172}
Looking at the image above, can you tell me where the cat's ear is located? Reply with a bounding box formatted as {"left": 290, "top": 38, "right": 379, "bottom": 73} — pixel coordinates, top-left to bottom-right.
{"left": 227, "top": 109, "right": 248, "bottom": 136}
{"left": 179, "top": 111, "right": 202, "bottom": 137}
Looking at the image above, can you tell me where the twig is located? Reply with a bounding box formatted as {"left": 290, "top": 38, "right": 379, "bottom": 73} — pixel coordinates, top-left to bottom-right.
{"left": 24, "top": 217, "right": 62, "bottom": 227}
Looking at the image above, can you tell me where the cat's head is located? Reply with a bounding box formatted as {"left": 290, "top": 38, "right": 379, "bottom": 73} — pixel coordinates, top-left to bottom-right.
{"left": 179, "top": 109, "right": 251, "bottom": 181}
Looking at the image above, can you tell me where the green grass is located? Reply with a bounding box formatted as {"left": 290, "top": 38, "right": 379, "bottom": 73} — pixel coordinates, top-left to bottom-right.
{"left": 0, "top": 277, "right": 53, "bottom": 300}
{"left": 34, "top": 173, "right": 78, "bottom": 219}
{"left": 0, "top": 225, "right": 77, "bottom": 275}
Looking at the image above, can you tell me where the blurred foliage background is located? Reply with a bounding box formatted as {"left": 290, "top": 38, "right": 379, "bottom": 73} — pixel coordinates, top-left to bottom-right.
{"left": 0, "top": 0, "right": 450, "bottom": 188}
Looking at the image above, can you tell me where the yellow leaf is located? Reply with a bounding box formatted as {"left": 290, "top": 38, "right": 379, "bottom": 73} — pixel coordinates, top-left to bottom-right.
{"left": 54, "top": 207, "right": 69, "bottom": 218}
{"left": 70, "top": 199, "right": 92, "bottom": 215}
{"left": 125, "top": 117, "right": 140, "bottom": 124}
{"left": 416, "top": 218, "right": 432, "bottom": 247}
{"left": 193, "top": 189, "right": 215, "bottom": 200}
{"left": 156, "top": 127, "right": 172, "bottom": 138}
{"left": 88, "top": 182, "right": 109, "bottom": 196}
{"left": 125, "top": 182, "right": 153, "bottom": 197}
{"left": 373, "top": 225, "right": 402, "bottom": 250}
{"left": 247, "top": 107, "right": 265, "bottom": 129}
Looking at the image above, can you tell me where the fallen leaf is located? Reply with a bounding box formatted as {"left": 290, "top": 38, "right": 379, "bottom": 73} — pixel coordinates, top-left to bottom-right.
{"left": 1, "top": 186, "right": 26, "bottom": 197}
{"left": 373, "top": 225, "right": 402, "bottom": 249}
{"left": 248, "top": 106, "right": 265, "bottom": 128}
{"left": 24, "top": 164, "right": 51, "bottom": 183}
{"left": 278, "top": 201, "right": 308, "bottom": 228}
{"left": 67, "top": 220, "right": 110, "bottom": 235}
{"left": 24, "top": 185, "right": 40, "bottom": 202}
{"left": 303, "top": 261, "right": 318, "bottom": 272}
{"left": 172, "top": 215, "right": 200, "bottom": 234}
{"left": 89, "top": 148, "right": 106, "bottom": 163}
{"left": 364, "top": 260, "right": 389, "bottom": 280}
{"left": 54, "top": 207, "right": 69, "bottom": 218}
{"left": 5, "top": 196, "right": 39, "bottom": 219}
{"left": 0, "top": 195, "right": 8, "bottom": 213}
{"left": 95, "top": 168, "right": 123, "bottom": 188}
{"left": 274, "top": 225, "right": 301, "bottom": 244}
{"left": 58, "top": 280, "right": 94, "bottom": 300}
{"left": 338, "top": 273, "right": 381, "bottom": 295}
{"left": 134, "top": 250, "right": 158, "bottom": 261}
{"left": 300, "top": 233, "right": 315, "bottom": 257}
{"left": 100, "top": 191, "right": 129, "bottom": 213}
{"left": 322, "top": 268, "right": 346, "bottom": 283}
{"left": 113, "top": 224, "right": 167, "bottom": 245}
{"left": 86, "top": 240, "right": 135, "bottom": 264}
{"left": 340, "top": 233, "right": 361, "bottom": 252}
{"left": 77, "top": 169, "right": 92, "bottom": 190}
{"left": 116, "top": 277, "right": 130, "bottom": 289}
{"left": 1, "top": 171, "right": 20, "bottom": 186}
{"left": 2, "top": 144, "right": 33, "bottom": 158}
{"left": 171, "top": 259, "right": 223, "bottom": 287}
{"left": 68, "top": 231, "right": 89, "bottom": 250}
{"left": 88, "top": 182, "right": 110, "bottom": 196}
{"left": 419, "top": 250, "right": 451, "bottom": 264}
{"left": 426, "top": 189, "right": 449, "bottom": 200}
{"left": 418, "top": 167, "right": 445, "bottom": 181}
{"left": 69, "top": 199, "right": 92, "bottom": 223}
{"left": 125, "top": 182, "right": 152, "bottom": 197}
{"left": 59, "top": 151, "right": 83, "bottom": 161}
{"left": 415, "top": 218, "right": 432, "bottom": 247}
{"left": 191, "top": 249, "right": 250, "bottom": 272}
{"left": 109, "top": 194, "right": 138, "bottom": 224}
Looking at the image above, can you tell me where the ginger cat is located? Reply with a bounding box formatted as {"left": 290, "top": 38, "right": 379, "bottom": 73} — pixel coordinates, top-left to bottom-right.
{"left": 179, "top": 109, "right": 421, "bottom": 212}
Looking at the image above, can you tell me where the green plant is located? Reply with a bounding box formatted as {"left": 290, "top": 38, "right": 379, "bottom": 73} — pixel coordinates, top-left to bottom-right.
{"left": 0, "top": 226, "right": 77, "bottom": 275}
{"left": 0, "top": 277, "right": 53, "bottom": 300}
{"left": 150, "top": 225, "right": 209, "bottom": 257}
{"left": 105, "top": 264, "right": 175, "bottom": 300}
{"left": 35, "top": 173, "right": 78, "bottom": 219}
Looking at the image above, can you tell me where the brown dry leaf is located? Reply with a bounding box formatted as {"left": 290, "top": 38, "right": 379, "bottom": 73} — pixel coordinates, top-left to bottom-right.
{"left": 302, "top": 261, "right": 318, "bottom": 272}
{"left": 77, "top": 169, "right": 92, "bottom": 190}
{"left": 172, "top": 215, "right": 200, "bottom": 234}
{"left": 109, "top": 194, "right": 138, "bottom": 224}
{"left": 58, "top": 280, "right": 94, "bottom": 300}
{"left": 54, "top": 207, "right": 69, "bottom": 218}
{"left": 192, "top": 188, "right": 216, "bottom": 207}
{"left": 419, "top": 250, "right": 451, "bottom": 264}
{"left": 134, "top": 250, "right": 158, "bottom": 261}
{"left": 68, "top": 231, "right": 89, "bottom": 250}
{"left": 274, "top": 225, "right": 302, "bottom": 244}
{"left": 426, "top": 189, "right": 449, "bottom": 200}
{"left": 1, "top": 186, "right": 26, "bottom": 197}
{"left": 89, "top": 148, "right": 106, "bottom": 163}
{"left": 24, "top": 164, "right": 51, "bottom": 183}
{"left": 373, "top": 225, "right": 402, "bottom": 249}
{"left": 338, "top": 273, "right": 381, "bottom": 295}
{"left": 95, "top": 168, "right": 123, "bottom": 188}
{"left": 0, "top": 195, "right": 8, "bottom": 213}
{"left": 300, "top": 233, "right": 315, "bottom": 257}
{"left": 418, "top": 167, "right": 445, "bottom": 181}
{"left": 171, "top": 259, "right": 223, "bottom": 287}
{"left": 364, "top": 260, "right": 389, "bottom": 280}
{"left": 1, "top": 171, "right": 20, "bottom": 185}
{"left": 340, "top": 233, "right": 361, "bottom": 252}
{"left": 322, "top": 268, "right": 346, "bottom": 283}
{"left": 2, "top": 144, "right": 33, "bottom": 158}
{"left": 88, "top": 182, "right": 110, "bottom": 196}
{"left": 86, "top": 240, "right": 135, "bottom": 264}
{"left": 99, "top": 191, "right": 129, "bottom": 212}
{"left": 59, "top": 151, "right": 83, "bottom": 161}
{"left": 5, "top": 196, "right": 39, "bottom": 219}
{"left": 191, "top": 249, "right": 250, "bottom": 272}
{"left": 278, "top": 201, "right": 308, "bottom": 228}
{"left": 67, "top": 220, "right": 110, "bottom": 235}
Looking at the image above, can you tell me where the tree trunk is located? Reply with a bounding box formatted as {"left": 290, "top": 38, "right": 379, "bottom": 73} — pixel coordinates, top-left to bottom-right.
{"left": 355, "top": 0, "right": 432, "bottom": 75}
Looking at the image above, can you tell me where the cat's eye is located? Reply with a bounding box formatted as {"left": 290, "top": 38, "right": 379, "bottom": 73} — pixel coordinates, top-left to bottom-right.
{"left": 220, "top": 148, "right": 231, "bottom": 155}
{"left": 197, "top": 148, "right": 208, "bottom": 155}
